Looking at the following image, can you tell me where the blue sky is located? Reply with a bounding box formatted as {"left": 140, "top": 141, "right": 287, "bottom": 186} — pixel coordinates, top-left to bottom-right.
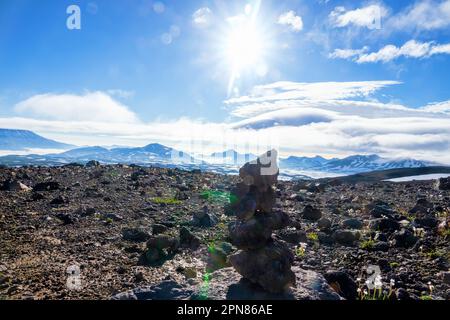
{"left": 1, "top": 0, "right": 450, "bottom": 162}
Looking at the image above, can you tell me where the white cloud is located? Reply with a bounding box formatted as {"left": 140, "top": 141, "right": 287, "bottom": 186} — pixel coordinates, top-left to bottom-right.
{"left": 14, "top": 92, "right": 139, "bottom": 123}
{"left": 421, "top": 100, "right": 450, "bottom": 113}
{"left": 277, "top": 11, "right": 303, "bottom": 32}
{"left": 331, "top": 40, "right": 450, "bottom": 63}
{"left": 329, "top": 46, "right": 369, "bottom": 59}
{"left": 192, "top": 7, "right": 213, "bottom": 27}
{"left": 388, "top": 0, "right": 450, "bottom": 31}
{"left": 225, "top": 80, "right": 401, "bottom": 104}
{"left": 329, "top": 4, "right": 388, "bottom": 29}
{"left": 221, "top": 80, "right": 450, "bottom": 163}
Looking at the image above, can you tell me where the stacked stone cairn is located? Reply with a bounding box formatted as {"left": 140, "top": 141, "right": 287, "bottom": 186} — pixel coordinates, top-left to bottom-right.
{"left": 228, "top": 150, "right": 296, "bottom": 293}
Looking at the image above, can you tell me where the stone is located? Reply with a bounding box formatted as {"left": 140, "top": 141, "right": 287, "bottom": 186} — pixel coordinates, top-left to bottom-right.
{"left": 437, "top": 177, "right": 450, "bottom": 190}
{"left": 393, "top": 229, "right": 418, "bottom": 248}
{"left": 302, "top": 205, "right": 322, "bottom": 221}
{"left": 229, "top": 211, "right": 290, "bottom": 249}
{"left": 191, "top": 267, "right": 341, "bottom": 300}
{"left": 278, "top": 229, "right": 307, "bottom": 244}
{"left": 342, "top": 218, "right": 363, "bottom": 229}
{"left": 145, "top": 235, "right": 179, "bottom": 264}
{"left": 192, "top": 206, "right": 218, "bottom": 228}
{"left": 179, "top": 226, "right": 200, "bottom": 250}
{"left": 229, "top": 240, "right": 296, "bottom": 294}
{"left": 317, "top": 217, "right": 332, "bottom": 230}
{"left": 324, "top": 271, "right": 357, "bottom": 300}
{"left": 122, "top": 227, "right": 151, "bottom": 242}
{"left": 413, "top": 217, "right": 439, "bottom": 229}
{"left": 366, "top": 201, "right": 396, "bottom": 218}
{"left": 50, "top": 195, "right": 68, "bottom": 205}
{"left": 227, "top": 150, "right": 295, "bottom": 294}
{"left": 1, "top": 180, "right": 31, "bottom": 192}
{"left": 33, "top": 181, "right": 60, "bottom": 191}
{"left": 333, "top": 230, "right": 360, "bottom": 246}
{"left": 369, "top": 218, "right": 400, "bottom": 232}
{"left": 238, "top": 150, "right": 279, "bottom": 193}
{"left": 55, "top": 213, "right": 75, "bottom": 225}
{"left": 152, "top": 224, "right": 169, "bottom": 235}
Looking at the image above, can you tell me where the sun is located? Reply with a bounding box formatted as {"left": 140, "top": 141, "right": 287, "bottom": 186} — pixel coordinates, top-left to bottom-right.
{"left": 225, "top": 22, "right": 264, "bottom": 72}
{"left": 219, "top": 1, "right": 270, "bottom": 95}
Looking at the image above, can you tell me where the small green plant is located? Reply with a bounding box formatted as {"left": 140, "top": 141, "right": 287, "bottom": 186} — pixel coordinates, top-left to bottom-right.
{"left": 420, "top": 295, "right": 433, "bottom": 300}
{"left": 360, "top": 239, "right": 375, "bottom": 250}
{"left": 294, "top": 244, "right": 307, "bottom": 258}
{"left": 152, "top": 197, "right": 182, "bottom": 205}
{"left": 389, "top": 262, "right": 399, "bottom": 268}
{"left": 307, "top": 232, "right": 318, "bottom": 242}
{"left": 425, "top": 249, "right": 444, "bottom": 259}
{"left": 105, "top": 217, "right": 113, "bottom": 224}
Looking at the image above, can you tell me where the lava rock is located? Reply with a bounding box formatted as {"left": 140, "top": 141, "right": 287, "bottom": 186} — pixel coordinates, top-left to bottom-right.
{"left": 324, "top": 271, "right": 357, "bottom": 300}
{"left": 393, "top": 229, "right": 418, "bottom": 248}
{"left": 278, "top": 229, "right": 307, "bottom": 244}
{"left": 437, "top": 177, "right": 450, "bottom": 190}
{"left": 179, "top": 226, "right": 201, "bottom": 250}
{"left": 333, "top": 230, "right": 360, "bottom": 246}
{"left": 342, "top": 218, "right": 363, "bottom": 230}
{"left": 33, "top": 181, "right": 60, "bottom": 192}
{"left": 229, "top": 240, "right": 296, "bottom": 294}
{"left": 192, "top": 206, "right": 218, "bottom": 228}
{"left": 302, "top": 205, "right": 322, "bottom": 221}
{"left": 122, "top": 227, "right": 151, "bottom": 242}
{"left": 152, "top": 224, "right": 169, "bottom": 235}
{"left": 317, "top": 217, "right": 332, "bottom": 230}
{"left": 1, "top": 180, "right": 31, "bottom": 192}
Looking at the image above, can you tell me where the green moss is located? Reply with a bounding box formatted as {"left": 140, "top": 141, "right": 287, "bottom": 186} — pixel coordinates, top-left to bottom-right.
{"left": 152, "top": 197, "right": 182, "bottom": 205}
{"left": 360, "top": 239, "right": 375, "bottom": 250}
{"left": 389, "top": 262, "right": 399, "bottom": 268}
{"left": 307, "top": 232, "right": 319, "bottom": 241}
{"left": 420, "top": 295, "right": 433, "bottom": 300}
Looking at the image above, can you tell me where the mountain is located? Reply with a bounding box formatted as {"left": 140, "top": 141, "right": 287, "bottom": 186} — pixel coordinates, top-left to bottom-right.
{"left": 208, "top": 149, "right": 257, "bottom": 165}
{"left": 280, "top": 155, "right": 329, "bottom": 169}
{"left": 0, "top": 129, "right": 73, "bottom": 150}
{"left": 279, "top": 154, "right": 435, "bottom": 174}
{"left": 0, "top": 138, "right": 441, "bottom": 179}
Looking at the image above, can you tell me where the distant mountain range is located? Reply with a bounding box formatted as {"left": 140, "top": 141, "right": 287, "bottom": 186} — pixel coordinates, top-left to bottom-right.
{"left": 0, "top": 129, "right": 74, "bottom": 150}
{"left": 0, "top": 129, "right": 443, "bottom": 178}
{"left": 279, "top": 154, "right": 435, "bottom": 174}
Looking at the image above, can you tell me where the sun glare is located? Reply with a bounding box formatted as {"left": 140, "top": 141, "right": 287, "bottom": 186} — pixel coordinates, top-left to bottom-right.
{"left": 225, "top": 23, "right": 263, "bottom": 72}
{"left": 219, "top": 1, "right": 270, "bottom": 96}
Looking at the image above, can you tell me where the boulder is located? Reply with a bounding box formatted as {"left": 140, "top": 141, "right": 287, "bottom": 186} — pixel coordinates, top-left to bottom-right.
{"left": 342, "top": 218, "right": 363, "bottom": 230}
{"left": 302, "top": 205, "right": 322, "bottom": 221}
{"left": 333, "top": 230, "right": 360, "bottom": 246}
{"left": 179, "top": 226, "right": 200, "bottom": 250}
{"left": 122, "top": 227, "right": 151, "bottom": 242}
{"left": 317, "top": 217, "right": 332, "bottom": 230}
{"left": 393, "top": 229, "right": 418, "bottom": 248}
{"left": 324, "top": 271, "right": 357, "bottom": 300}
{"left": 229, "top": 240, "right": 296, "bottom": 294}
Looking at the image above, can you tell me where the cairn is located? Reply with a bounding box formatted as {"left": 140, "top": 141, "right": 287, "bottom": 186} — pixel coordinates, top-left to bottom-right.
{"left": 228, "top": 150, "right": 295, "bottom": 293}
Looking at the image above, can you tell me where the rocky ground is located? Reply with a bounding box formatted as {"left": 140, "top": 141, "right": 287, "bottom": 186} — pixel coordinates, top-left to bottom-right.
{"left": 0, "top": 163, "right": 449, "bottom": 300}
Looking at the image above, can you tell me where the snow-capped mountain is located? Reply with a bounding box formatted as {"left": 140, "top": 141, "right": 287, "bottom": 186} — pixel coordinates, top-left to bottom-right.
{"left": 0, "top": 129, "right": 73, "bottom": 150}
{"left": 0, "top": 131, "right": 440, "bottom": 177}
{"left": 280, "top": 154, "right": 435, "bottom": 174}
